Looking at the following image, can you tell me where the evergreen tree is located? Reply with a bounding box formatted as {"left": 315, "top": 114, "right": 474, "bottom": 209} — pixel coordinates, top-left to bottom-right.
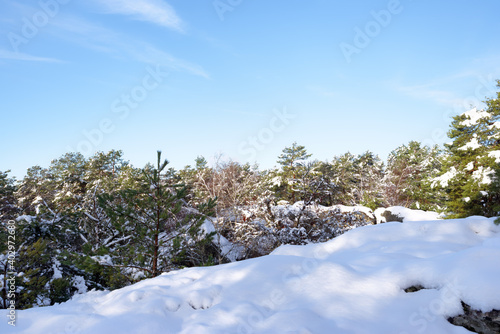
{"left": 352, "top": 151, "right": 385, "bottom": 209}
{"left": 98, "top": 151, "right": 216, "bottom": 278}
{"left": 0, "top": 171, "right": 19, "bottom": 221}
{"left": 8, "top": 208, "right": 86, "bottom": 309}
{"left": 16, "top": 165, "right": 54, "bottom": 216}
{"left": 277, "top": 142, "right": 312, "bottom": 170}
{"left": 0, "top": 171, "right": 19, "bottom": 309}
{"left": 9, "top": 152, "right": 133, "bottom": 308}
{"left": 298, "top": 160, "right": 339, "bottom": 206}
{"left": 78, "top": 151, "right": 133, "bottom": 253}
{"left": 275, "top": 142, "right": 312, "bottom": 203}
{"left": 384, "top": 141, "right": 443, "bottom": 210}
{"left": 329, "top": 152, "right": 358, "bottom": 205}
{"left": 434, "top": 80, "right": 500, "bottom": 217}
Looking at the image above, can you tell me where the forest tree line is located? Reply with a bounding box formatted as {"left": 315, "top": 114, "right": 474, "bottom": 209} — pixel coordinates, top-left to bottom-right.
{"left": 1, "top": 81, "right": 499, "bottom": 309}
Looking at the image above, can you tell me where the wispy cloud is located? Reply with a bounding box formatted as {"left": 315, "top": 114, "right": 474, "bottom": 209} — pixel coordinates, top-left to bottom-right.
{"left": 91, "top": 0, "right": 184, "bottom": 32}
{"left": 128, "top": 45, "right": 209, "bottom": 79}
{"left": 0, "top": 49, "right": 61, "bottom": 62}
{"left": 50, "top": 16, "right": 208, "bottom": 78}
{"left": 393, "top": 63, "right": 500, "bottom": 109}
{"left": 397, "top": 83, "right": 463, "bottom": 107}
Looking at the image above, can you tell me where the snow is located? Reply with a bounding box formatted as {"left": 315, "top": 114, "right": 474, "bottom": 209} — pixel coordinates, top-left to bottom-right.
{"left": 72, "top": 276, "right": 88, "bottom": 294}
{"left": 333, "top": 204, "right": 374, "bottom": 219}
{"left": 91, "top": 255, "right": 114, "bottom": 266}
{"left": 458, "top": 134, "right": 481, "bottom": 151}
{"left": 459, "top": 108, "right": 491, "bottom": 127}
{"left": 4, "top": 217, "right": 500, "bottom": 333}
{"left": 490, "top": 121, "right": 500, "bottom": 130}
{"left": 51, "top": 258, "right": 63, "bottom": 279}
{"left": 471, "top": 166, "right": 494, "bottom": 185}
{"left": 374, "top": 206, "right": 442, "bottom": 223}
{"left": 272, "top": 202, "right": 375, "bottom": 221}
{"left": 201, "top": 219, "right": 245, "bottom": 262}
{"left": 432, "top": 167, "right": 458, "bottom": 188}
{"left": 465, "top": 161, "right": 474, "bottom": 171}
{"left": 489, "top": 150, "right": 500, "bottom": 163}
{"left": 15, "top": 215, "right": 33, "bottom": 223}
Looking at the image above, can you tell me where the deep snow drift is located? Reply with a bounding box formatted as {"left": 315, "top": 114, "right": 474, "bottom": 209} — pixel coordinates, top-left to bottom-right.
{"left": 2, "top": 216, "right": 500, "bottom": 333}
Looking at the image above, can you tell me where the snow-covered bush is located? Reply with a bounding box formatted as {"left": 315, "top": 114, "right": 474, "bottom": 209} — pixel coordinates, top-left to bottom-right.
{"left": 214, "top": 201, "right": 375, "bottom": 258}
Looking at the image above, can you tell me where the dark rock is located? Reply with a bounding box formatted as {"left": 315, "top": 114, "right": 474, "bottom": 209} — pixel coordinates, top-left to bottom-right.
{"left": 404, "top": 285, "right": 425, "bottom": 293}
{"left": 448, "top": 302, "right": 500, "bottom": 334}
{"left": 381, "top": 209, "right": 404, "bottom": 223}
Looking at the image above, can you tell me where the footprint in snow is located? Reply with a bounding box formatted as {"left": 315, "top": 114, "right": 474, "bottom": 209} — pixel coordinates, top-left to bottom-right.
{"left": 127, "top": 290, "right": 145, "bottom": 302}
{"left": 187, "top": 285, "right": 223, "bottom": 310}
{"left": 165, "top": 297, "right": 182, "bottom": 312}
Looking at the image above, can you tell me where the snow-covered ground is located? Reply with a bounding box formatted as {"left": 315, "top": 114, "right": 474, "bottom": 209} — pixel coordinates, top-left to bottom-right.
{"left": 2, "top": 216, "right": 500, "bottom": 333}
{"left": 374, "top": 206, "right": 443, "bottom": 223}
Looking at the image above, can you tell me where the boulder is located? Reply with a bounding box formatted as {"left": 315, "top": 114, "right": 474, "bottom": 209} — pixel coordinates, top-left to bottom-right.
{"left": 448, "top": 302, "right": 500, "bottom": 334}
{"left": 403, "top": 286, "right": 500, "bottom": 334}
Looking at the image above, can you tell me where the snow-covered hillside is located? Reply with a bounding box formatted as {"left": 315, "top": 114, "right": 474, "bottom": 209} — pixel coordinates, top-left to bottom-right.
{"left": 3, "top": 217, "right": 500, "bottom": 334}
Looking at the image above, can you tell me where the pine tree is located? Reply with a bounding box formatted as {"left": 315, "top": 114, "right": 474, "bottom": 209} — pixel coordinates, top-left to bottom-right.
{"left": 78, "top": 150, "right": 133, "bottom": 253}
{"left": 0, "top": 170, "right": 19, "bottom": 309}
{"left": 9, "top": 152, "right": 137, "bottom": 308}
{"left": 352, "top": 151, "right": 385, "bottom": 209}
{"left": 384, "top": 141, "right": 443, "bottom": 210}
{"left": 329, "top": 152, "right": 358, "bottom": 205}
{"left": 277, "top": 142, "right": 312, "bottom": 170}
{"left": 0, "top": 171, "right": 19, "bottom": 221}
{"left": 298, "top": 160, "right": 340, "bottom": 206}
{"left": 434, "top": 80, "right": 500, "bottom": 217}
{"left": 98, "top": 151, "right": 216, "bottom": 278}
{"left": 275, "top": 142, "right": 312, "bottom": 203}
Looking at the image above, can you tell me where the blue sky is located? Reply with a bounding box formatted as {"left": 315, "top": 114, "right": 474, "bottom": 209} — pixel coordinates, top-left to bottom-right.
{"left": 1, "top": 0, "right": 500, "bottom": 178}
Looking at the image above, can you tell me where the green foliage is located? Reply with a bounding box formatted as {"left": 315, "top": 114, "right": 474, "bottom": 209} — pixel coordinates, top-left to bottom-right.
{"left": 435, "top": 81, "right": 500, "bottom": 218}
{"left": 277, "top": 142, "right": 312, "bottom": 170}
{"left": 321, "top": 151, "right": 385, "bottom": 209}
{"left": 2, "top": 81, "right": 500, "bottom": 310}
{"left": 384, "top": 141, "right": 444, "bottom": 210}
{"left": 98, "top": 151, "right": 217, "bottom": 278}
{"left": 66, "top": 253, "right": 129, "bottom": 290}
{"left": 0, "top": 170, "right": 18, "bottom": 221}
{"left": 352, "top": 151, "right": 385, "bottom": 210}
{"left": 274, "top": 142, "right": 313, "bottom": 203}
{"left": 49, "top": 278, "right": 72, "bottom": 304}
{"left": 15, "top": 239, "right": 53, "bottom": 308}
{"left": 328, "top": 152, "right": 358, "bottom": 205}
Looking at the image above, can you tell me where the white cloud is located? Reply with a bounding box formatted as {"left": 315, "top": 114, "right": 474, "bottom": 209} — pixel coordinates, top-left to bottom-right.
{"left": 0, "top": 49, "right": 60, "bottom": 62}
{"left": 397, "top": 83, "right": 463, "bottom": 107}
{"left": 128, "top": 44, "right": 210, "bottom": 79}
{"left": 392, "top": 55, "right": 500, "bottom": 110}
{"left": 91, "top": 0, "right": 184, "bottom": 32}
{"left": 51, "top": 16, "right": 208, "bottom": 78}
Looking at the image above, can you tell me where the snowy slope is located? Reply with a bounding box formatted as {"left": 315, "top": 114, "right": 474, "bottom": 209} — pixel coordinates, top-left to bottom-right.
{"left": 2, "top": 217, "right": 500, "bottom": 334}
